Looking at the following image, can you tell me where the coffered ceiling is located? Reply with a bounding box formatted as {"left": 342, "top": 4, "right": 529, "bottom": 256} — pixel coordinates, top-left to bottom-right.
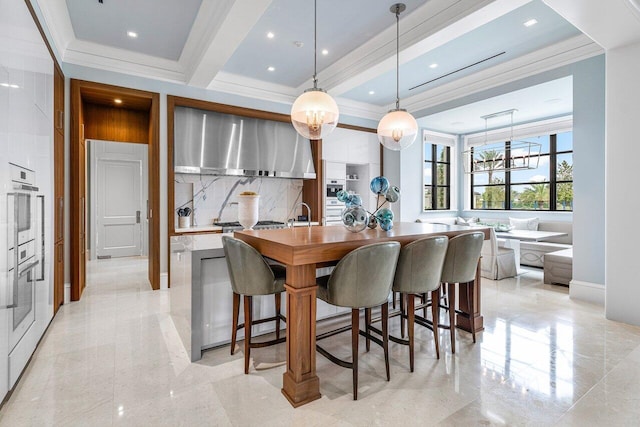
{"left": 36, "top": 0, "right": 605, "bottom": 131}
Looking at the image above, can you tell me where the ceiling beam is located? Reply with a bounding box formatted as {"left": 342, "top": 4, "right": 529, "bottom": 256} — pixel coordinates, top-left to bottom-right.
{"left": 183, "top": 0, "right": 273, "bottom": 88}
{"left": 319, "top": 0, "right": 532, "bottom": 96}
{"left": 403, "top": 34, "right": 603, "bottom": 117}
{"left": 542, "top": 0, "right": 640, "bottom": 50}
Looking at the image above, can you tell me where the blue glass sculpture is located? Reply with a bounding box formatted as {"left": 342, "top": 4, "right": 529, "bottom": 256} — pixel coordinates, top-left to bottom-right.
{"left": 342, "top": 206, "right": 369, "bottom": 233}
{"left": 370, "top": 176, "right": 390, "bottom": 195}
{"left": 385, "top": 186, "right": 400, "bottom": 203}
{"left": 336, "top": 189, "right": 350, "bottom": 203}
{"left": 345, "top": 194, "right": 362, "bottom": 207}
{"left": 377, "top": 207, "right": 394, "bottom": 221}
{"left": 379, "top": 218, "right": 393, "bottom": 231}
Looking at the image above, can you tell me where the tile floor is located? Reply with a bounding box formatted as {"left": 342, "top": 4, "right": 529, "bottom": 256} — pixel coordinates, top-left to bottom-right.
{"left": 1, "top": 257, "right": 640, "bottom": 426}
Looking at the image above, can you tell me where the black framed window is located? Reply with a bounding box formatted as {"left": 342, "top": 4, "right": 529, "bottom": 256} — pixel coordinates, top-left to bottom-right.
{"left": 424, "top": 143, "right": 451, "bottom": 210}
{"left": 470, "top": 131, "right": 573, "bottom": 211}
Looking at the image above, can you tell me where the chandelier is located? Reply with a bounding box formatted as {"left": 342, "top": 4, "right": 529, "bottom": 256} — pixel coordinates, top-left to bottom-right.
{"left": 462, "top": 109, "right": 541, "bottom": 174}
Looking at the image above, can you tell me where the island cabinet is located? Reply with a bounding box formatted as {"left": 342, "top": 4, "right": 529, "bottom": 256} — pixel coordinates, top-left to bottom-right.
{"left": 169, "top": 234, "right": 347, "bottom": 362}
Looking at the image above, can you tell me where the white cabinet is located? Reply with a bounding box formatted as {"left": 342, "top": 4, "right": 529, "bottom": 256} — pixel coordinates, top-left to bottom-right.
{"left": 322, "top": 127, "right": 380, "bottom": 164}
{"left": 325, "top": 161, "right": 346, "bottom": 181}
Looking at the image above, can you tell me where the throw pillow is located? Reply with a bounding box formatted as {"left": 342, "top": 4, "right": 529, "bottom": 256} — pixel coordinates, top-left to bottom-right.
{"left": 509, "top": 217, "right": 539, "bottom": 231}
{"left": 456, "top": 217, "right": 477, "bottom": 226}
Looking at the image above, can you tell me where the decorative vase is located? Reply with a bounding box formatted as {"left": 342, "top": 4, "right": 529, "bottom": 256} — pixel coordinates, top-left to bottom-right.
{"left": 238, "top": 195, "right": 260, "bottom": 230}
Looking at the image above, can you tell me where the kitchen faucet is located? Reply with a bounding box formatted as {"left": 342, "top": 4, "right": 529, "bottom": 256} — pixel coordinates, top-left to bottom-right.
{"left": 291, "top": 202, "right": 312, "bottom": 228}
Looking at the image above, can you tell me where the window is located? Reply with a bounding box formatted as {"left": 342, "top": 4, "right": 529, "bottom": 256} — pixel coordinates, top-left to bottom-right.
{"left": 470, "top": 131, "right": 573, "bottom": 211}
{"left": 424, "top": 142, "right": 451, "bottom": 210}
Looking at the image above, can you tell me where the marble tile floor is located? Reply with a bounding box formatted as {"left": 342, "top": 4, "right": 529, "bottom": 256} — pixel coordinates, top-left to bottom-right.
{"left": 2, "top": 257, "right": 640, "bottom": 426}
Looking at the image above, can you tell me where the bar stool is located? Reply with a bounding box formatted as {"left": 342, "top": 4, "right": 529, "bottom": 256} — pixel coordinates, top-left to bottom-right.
{"left": 437, "top": 231, "right": 484, "bottom": 354}
{"left": 389, "top": 236, "right": 449, "bottom": 372}
{"left": 315, "top": 242, "right": 400, "bottom": 400}
{"left": 221, "top": 236, "right": 287, "bottom": 374}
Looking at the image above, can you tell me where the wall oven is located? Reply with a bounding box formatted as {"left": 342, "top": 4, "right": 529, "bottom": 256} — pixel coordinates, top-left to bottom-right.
{"left": 5, "top": 163, "right": 42, "bottom": 354}
{"left": 324, "top": 179, "right": 345, "bottom": 226}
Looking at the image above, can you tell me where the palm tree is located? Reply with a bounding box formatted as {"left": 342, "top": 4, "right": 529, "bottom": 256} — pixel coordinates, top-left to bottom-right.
{"left": 520, "top": 183, "right": 550, "bottom": 209}
{"left": 477, "top": 149, "right": 504, "bottom": 184}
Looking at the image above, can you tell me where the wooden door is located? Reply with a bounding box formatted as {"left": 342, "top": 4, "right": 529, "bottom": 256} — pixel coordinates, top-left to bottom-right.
{"left": 53, "top": 64, "right": 64, "bottom": 313}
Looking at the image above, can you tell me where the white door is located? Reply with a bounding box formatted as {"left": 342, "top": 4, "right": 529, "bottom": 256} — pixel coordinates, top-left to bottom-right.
{"left": 91, "top": 140, "right": 147, "bottom": 259}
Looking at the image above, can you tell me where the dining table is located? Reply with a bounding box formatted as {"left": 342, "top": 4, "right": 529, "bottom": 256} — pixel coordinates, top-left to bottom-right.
{"left": 495, "top": 229, "right": 569, "bottom": 274}
{"left": 234, "top": 222, "right": 490, "bottom": 407}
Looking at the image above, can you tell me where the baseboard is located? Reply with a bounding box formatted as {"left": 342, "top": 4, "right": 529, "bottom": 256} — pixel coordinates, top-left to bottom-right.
{"left": 160, "top": 272, "right": 169, "bottom": 290}
{"left": 63, "top": 282, "right": 71, "bottom": 304}
{"left": 570, "top": 280, "right": 605, "bottom": 306}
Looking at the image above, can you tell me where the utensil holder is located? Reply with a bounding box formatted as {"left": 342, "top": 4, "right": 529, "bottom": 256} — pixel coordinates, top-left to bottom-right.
{"left": 178, "top": 216, "right": 190, "bottom": 229}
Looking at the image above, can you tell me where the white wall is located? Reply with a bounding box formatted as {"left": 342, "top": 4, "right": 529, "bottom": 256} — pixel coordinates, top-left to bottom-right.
{"left": 385, "top": 55, "right": 606, "bottom": 292}
{"left": 605, "top": 41, "right": 640, "bottom": 324}
{"left": 572, "top": 56, "right": 605, "bottom": 287}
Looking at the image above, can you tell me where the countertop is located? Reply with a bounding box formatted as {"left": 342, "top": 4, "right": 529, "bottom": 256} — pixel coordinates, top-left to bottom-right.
{"left": 175, "top": 225, "right": 223, "bottom": 233}
{"left": 174, "top": 221, "right": 320, "bottom": 237}
{"left": 171, "top": 221, "right": 322, "bottom": 253}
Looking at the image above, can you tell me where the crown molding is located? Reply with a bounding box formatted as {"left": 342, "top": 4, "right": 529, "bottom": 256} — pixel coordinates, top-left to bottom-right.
{"left": 404, "top": 34, "right": 603, "bottom": 115}
{"left": 33, "top": 0, "right": 75, "bottom": 55}
{"left": 64, "top": 39, "right": 186, "bottom": 83}
{"left": 207, "top": 71, "right": 297, "bottom": 104}
{"left": 209, "top": 72, "right": 384, "bottom": 120}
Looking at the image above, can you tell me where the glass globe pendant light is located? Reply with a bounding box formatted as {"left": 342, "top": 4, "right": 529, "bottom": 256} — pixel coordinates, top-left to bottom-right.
{"left": 291, "top": 0, "right": 339, "bottom": 140}
{"left": 377, "top": 3, "right": 418, "bottom": 151}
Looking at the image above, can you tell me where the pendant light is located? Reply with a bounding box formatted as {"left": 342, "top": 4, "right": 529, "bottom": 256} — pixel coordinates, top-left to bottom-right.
{"left": 291, "top": 0, "right": 339, "bottom": 140}
{"left": 377, "top": 3, "right": 418, "bottom": 151}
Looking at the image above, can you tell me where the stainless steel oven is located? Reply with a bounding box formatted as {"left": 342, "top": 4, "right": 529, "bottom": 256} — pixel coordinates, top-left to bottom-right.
{"left": 326, "top": 179, "right": 344, "bottom": 200}
{"left": 325, "top": 179, "right": 345, "bottom": 226}
{"left": 5, "top": 163, "right": 42, "bottom": 352}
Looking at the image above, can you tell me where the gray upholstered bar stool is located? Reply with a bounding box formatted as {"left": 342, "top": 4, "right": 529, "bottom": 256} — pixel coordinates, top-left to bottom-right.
{"left": 221, "top": 236, "right": 287, "bottom": 374}
{"left": 390, "top": 236, "right": 449, "bottom": 372}
{"left": 315, "top": 241, "right": 401, "bottom": 400}
{"left": 437, "top": 231, "right": 484, "bottom": 354}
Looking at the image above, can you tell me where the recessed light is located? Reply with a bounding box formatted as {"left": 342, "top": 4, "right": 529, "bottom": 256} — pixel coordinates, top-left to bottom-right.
{"left": 294, "top": 41, "right": 304, "bottom": 48}
{"left": 524, "top": 19, "right": 538, "bottom": 27}
{"left": 10, "top": 84, "right": 19, "bottom": 89}
{"left": 321, "top": 49, "right": 329, "bottom": 55}
{"left": 1, "top": 83, "right": 19, "bottom": 88}
{"left": 267, "top": 66, "right": 275, "bottom": 72}
{"left": 545, "top": 98, "right": 562, "bottom": 104}
{"left": 369, "top": 90, "right": 375, "bottom": 95}
{"left": 114, "top": 99, "right": 123, "bottom": 104}
{"left": 450, "top": 121, "right": 464, "bottom": 126}
{"left": 429, "top": 63, "right": 438, "bottom": 69}
{"left": 267, "top": 32, "right": 274, "bottom": 39}
{"left": 127, "top": 31, "right": 138, "bottom": 38}
{"left": 0, "top": 83, "right": 9, "bottom": 87}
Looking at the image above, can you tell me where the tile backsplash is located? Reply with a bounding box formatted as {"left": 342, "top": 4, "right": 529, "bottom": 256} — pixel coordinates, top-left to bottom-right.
{"left": 175, "top": 174, "right": 304, "bottom": 228}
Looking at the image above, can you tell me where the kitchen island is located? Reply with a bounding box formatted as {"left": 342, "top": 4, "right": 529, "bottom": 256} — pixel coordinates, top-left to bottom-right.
{"left": 169, "top": 230, "right": 342, "bottom": 362}
{"left": 234, "top": 223, "right": 489, "bottom": 407}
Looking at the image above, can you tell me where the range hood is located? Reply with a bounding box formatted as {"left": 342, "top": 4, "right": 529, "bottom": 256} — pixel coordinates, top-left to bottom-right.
{"left": 174, "top": 106, "right": 316, "bottom": 179}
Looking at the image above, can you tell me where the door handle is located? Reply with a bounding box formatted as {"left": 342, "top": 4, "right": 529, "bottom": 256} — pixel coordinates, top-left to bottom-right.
{"left": 19, "top": 260, "right": 39, "bottom": 278}
{"left": 136, "top": 210, "right": 141, "bottom": 224}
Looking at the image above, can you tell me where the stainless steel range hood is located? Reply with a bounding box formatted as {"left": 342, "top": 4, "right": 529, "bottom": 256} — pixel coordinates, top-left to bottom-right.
{"left": 174, "top": 106, "right": 316, "bottom": 179}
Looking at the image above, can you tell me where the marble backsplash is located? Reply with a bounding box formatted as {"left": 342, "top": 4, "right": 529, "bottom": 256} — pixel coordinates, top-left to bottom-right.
{"left": 175, "top": 174, "right": 304, "bottom": 228}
